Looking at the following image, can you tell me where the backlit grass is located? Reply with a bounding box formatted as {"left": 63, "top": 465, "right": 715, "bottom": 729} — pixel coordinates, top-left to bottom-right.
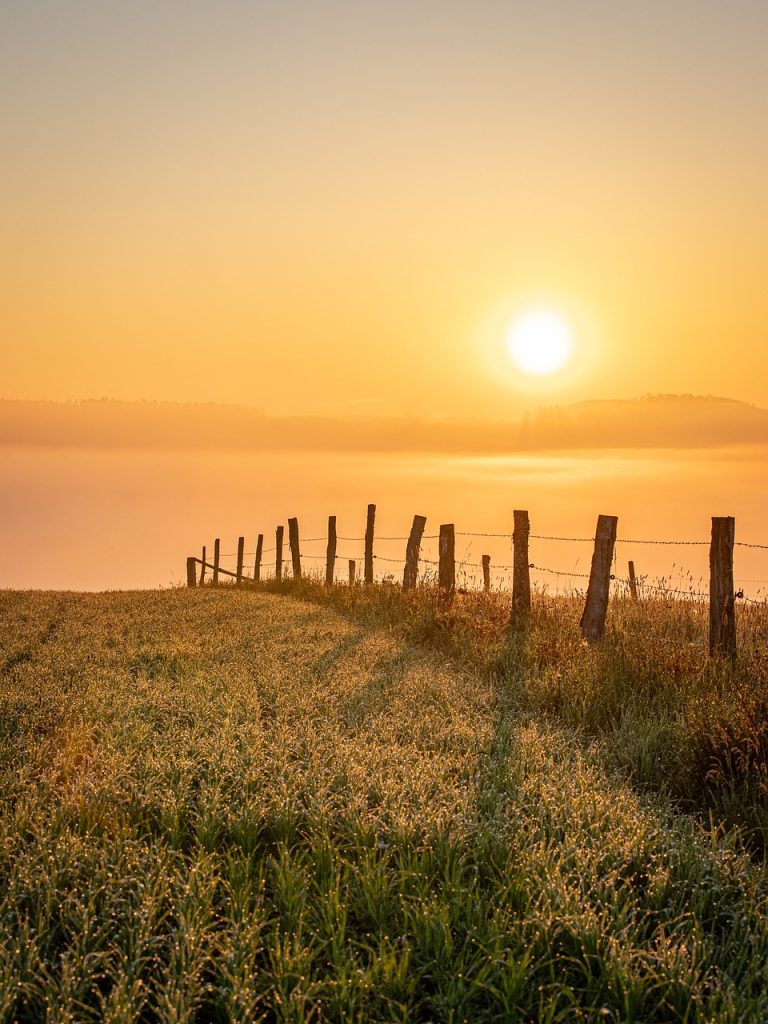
{"left": 259, "top": 575, "right": 768, "bottom": 852}
{"left": 1, "top": 588, "right": 768, "bottom": 1021}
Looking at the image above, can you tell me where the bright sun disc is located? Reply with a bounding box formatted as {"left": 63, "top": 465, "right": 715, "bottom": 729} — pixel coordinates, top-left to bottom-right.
{"left": 506, "top": 309, "right": 574, "bottom": 376}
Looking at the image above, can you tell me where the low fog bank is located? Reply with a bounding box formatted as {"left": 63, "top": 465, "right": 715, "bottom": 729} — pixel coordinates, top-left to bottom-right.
{"left": 2, "top": 443, "right": 767, "bottom": 592}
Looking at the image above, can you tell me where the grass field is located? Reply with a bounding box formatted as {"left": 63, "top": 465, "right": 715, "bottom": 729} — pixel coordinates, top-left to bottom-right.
{"left": 259, "top": 577, "right": 768, "bottom": 853}
{"left": 2, "top": 586, "right": 768, "bottom": 1021}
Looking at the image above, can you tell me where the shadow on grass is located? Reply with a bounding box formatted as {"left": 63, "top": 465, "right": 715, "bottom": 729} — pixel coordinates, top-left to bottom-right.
{"left": 240, "top": 575, "right": 768, "bottom": 855}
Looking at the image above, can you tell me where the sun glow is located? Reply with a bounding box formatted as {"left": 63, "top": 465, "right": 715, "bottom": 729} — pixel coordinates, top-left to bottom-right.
{"left": 506, "top": 309, "right": 574, "bottom": 376}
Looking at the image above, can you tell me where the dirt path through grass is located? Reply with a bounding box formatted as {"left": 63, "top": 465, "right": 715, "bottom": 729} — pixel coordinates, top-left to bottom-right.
{"left": 1, "top": 589, "right": 768, "bottom": 1021}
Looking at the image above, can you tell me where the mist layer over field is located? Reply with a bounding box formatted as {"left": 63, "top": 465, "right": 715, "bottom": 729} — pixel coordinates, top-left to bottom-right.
{"left": 2, "top": 443, "right": 767, "bottom": 595}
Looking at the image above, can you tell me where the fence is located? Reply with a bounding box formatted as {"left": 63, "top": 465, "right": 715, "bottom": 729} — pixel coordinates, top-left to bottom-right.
{"left": 186, "top": 506, "right": 768, "bottom": 659}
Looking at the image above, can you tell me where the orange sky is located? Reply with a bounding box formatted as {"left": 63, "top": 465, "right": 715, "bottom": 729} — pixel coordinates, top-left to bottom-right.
{"left": 3, "top": 3, "right": 768, "bottom": 591}
{"left": 2, "top": 1, "right": 767, "bottom": 418}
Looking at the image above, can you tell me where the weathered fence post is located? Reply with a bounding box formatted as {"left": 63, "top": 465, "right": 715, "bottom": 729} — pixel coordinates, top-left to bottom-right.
{"left": 349, "top": 559, "right": 356, "bottom": 586}
{"left": 403, "top": 515, "right": 427, "bottom": 590}
{"left": 482, "top": 555, "right": 491, "bottom": 593}
{"left": 254, "top": 534, "right": 263, "bottom": 582}
{"left": 275, "top": 526, "right": 284, "bottom": 581}
{"left": 709, "top": 516, "right": 736, "bottom": 658}
{"left": 628, "top": 560, "right": 638, "bottom": 601}
{"left": 288, "top": 517, "right": 301, "bottom": 579}
{"left": 236, "top": 537, "right": 245, "bottom": 585}
{"left": 326, "top": 515, "right": 337, "bottom": 586}
{"left": 199, "top": 545, "right": 206, "bottom": 586}
{"left": 511, "top": 510, "right": 531, "bottom": 624}
{"left": 365, "top": 503, "right": 376, "bottom": 584}
{"left": 439, "top": 524, "right": 455, "bottom": 595}
{"left": 186, "top": 557, "right": 197, "bottom": 588}
{"left": 213, "top": 538, "right": 221, "bottom": 587}
{"left": 580, "top": 514, "right": 618, "bottom": 641}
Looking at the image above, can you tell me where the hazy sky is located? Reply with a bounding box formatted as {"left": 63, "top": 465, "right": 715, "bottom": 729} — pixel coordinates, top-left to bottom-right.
{"left": 2, "top": 1, "right": 767, "bottom": 417}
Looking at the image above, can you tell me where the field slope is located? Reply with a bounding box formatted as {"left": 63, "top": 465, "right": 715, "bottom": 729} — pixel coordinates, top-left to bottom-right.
{"left": 1, "top": 589, "right": 768, "bottom": 1022}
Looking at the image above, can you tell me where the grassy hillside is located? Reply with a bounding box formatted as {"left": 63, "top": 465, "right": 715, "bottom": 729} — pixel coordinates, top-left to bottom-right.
{"left": 258, "top": 577, "right": 768, "bottom": 853}
{"left": 1, "top": 588, "right": 768, "bottom": 1021}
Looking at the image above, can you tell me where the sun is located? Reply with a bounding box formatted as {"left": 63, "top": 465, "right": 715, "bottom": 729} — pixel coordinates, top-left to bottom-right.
{"left": 505, "top": 309, "right": 574, "bottom": 376}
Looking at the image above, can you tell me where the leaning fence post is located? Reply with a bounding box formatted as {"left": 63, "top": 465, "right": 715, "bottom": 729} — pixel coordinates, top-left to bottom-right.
{"left": 349, "top": 559, "right": 356, "bottom": 586}
{"left": 482, "top": 555, "right": 491, "bottom": 593}
{"left": 365, "top": 503, "right": 376, "bottom": 584}
{"left": 213, "top": 538, "right": 221, "bottom": 587}
{"left": 511, "top": 510, "right": 531, "bottom": 624}
{"left": 236, "top": 536, "right": 245, "bottom": 585}
{"left": 186, "top": 557, "right": 197, "bottom": 588}
{"left": 288, "top": 517, "right": 302, "bottom": 579}
{"left": 326, "top": 515, "right": 337, "bottom": 586}
{"left": 439, "top": 524, "right": 455, "bottom": 595}
{"left": 628, "top": 560, "right": 639, "bottom": 601}
{"left": 275, "top": 526, "right": 284, "bottom": 581}
{"left": 403, "top": 515, "right": 427, "bottom": 590}
{"left": 254, "top": 534, "right": 263, "bottom": 582}
{"left": 199, "top": 545, "right": 207, "bottom": 586}
{"left": 709, "top": 516, "right": 736, "bottom": 658}
{"left": 580, "top": 514, "right": 618, "bottom": 641}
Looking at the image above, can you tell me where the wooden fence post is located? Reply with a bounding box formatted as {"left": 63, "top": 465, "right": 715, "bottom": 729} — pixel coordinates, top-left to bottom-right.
{"left": 482, "top": 555, "right": 491, "bottom": 593}
{"left": 403, "top": 515, "right": 427, "bottom": 590}
{"left": 199, "top": 545, "right": 206, "bottom": 586}
{"left": 275, "top": 526, "right": 284, "bottom": 581}
{"left": 709, "top": 516, "right": 736, "bottom": 658}
{"left": 511, "top": 510, "right": 531, "bottom": 623}
{"left": 326, "top": 515, "right": 337, "bottom": 586}
{"left": 628, "top": 560, "right": 638, "bottom": 601}
{"left": 186, "top": 557, "right": 197, "bottom": 587}
{"left": 349, "top": 559, "right": 356, "bottom": 586}
{"left": 288, "top": 517, "right": 301, "bottom": 579}
{"left": 213, "top": 538, "right": 221, "bottom": 587}
{"left": 439, "top": 524, "right": 455, "bottom": 595}
{"left": 254, "top": 534, "right": 263, "bottom": 582}
{"left": 580, "top": 514, "right": 618, "bottom": 641}
{"left": 236, "top": 537, "right": 245, "bottom": 585}
{"left": 365, "top": 503, "right": 376, "bottom": 584}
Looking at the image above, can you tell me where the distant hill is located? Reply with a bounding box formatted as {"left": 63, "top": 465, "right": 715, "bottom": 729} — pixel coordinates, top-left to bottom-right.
{"left": 0, "top": 395, "right": 766, "bottom": 452}
{"left": 519, "top": 395, "right": 768, "bottom": 450}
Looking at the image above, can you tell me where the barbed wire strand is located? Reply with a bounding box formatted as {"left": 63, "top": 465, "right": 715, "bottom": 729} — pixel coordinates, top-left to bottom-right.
{"left": 203, "top": 560, "right": 768, "bottom": 604}
{"left": 211, "top": 524, "right": 768, "bottom": 550}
